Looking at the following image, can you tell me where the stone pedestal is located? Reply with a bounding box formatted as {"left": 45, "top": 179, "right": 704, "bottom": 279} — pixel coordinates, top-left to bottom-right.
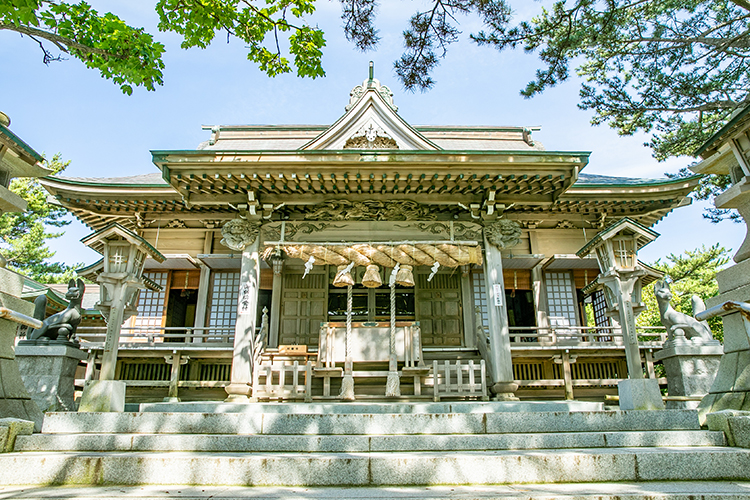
{"left": 618, "top": 379, "right": 664, "bottom": 410}
{"left": 654, "top": 341, "right": 723, "bottom": 409}
{"left": 78, "top": 380, "right": 126, "bottom": 412}
{"left": 698, "top": 258, "right": 750, "bottom": 423}
{"left": 0, "top": 268, "right": 43, "bottom": 431}
{"left": 15, "top": 344, "right": 87, "bottom": 412}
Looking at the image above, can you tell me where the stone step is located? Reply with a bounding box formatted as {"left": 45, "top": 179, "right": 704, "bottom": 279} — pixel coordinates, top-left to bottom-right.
{"left": 40, "top": 410, "right": 702, "bottom": 436}
{"left": 3, "top": 482, "right": 750, "bottom": 500}
{"left": 14, "top": 429, "right": 726, "bottom": 452}
{"left": 138, "top": 400, "right": 604, "bottom": 414}
{"left": 42, "top": 410, "right": 700, "bottom": 435}
{"left": 1, "top": 447, "right": 749, "bottom": 486}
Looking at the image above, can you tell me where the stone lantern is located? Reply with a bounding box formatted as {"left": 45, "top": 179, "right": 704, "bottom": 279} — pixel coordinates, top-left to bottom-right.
{"left": 577, "top": 217, "right": 664, "bottom": 410}
{"left": 78, "top": 223, "right": 165, "bottom": 412}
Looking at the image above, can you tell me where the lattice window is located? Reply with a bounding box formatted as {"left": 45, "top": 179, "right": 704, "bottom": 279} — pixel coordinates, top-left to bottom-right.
{"left": 207, "top": 271, "right": 240, "bottom": 341}
{"left": 131, "top": 271, "right": 168, "bottom": 335}
{"left": 472, "top": 271, "right": 488, "bottom": 328}
{"left": 545, "top": 272, "right": 578, "bottom": 330}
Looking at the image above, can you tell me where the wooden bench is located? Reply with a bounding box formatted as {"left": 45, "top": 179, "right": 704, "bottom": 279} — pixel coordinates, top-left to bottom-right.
{"left": 315, "top": 321, "right": 430, "bottom": 398}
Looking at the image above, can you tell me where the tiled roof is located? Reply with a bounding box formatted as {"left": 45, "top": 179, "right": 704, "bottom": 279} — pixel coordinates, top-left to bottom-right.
{"left": 575, "top": 173, "right": 676, "bottom": 185}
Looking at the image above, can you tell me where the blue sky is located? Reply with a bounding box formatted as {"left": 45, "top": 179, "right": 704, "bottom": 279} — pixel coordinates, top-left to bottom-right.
{"left": 0, "top": 1, "right": 743, "bottom": 266}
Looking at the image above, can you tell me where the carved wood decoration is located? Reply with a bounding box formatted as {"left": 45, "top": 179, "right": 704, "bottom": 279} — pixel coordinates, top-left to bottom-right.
{"left": 262, "top": 222, "right": 346, "bottom": 241}
{"left": 484, "top": 219, "right": 522, "bottom": 249}
{"left": 304, "top": 200, "right": 436, "bottom": 221}
{"left": 397, "top": 222, "right": 482, "bottom": 241}
{"left": 220, "top": 219, "right": 260, "bottom": 251}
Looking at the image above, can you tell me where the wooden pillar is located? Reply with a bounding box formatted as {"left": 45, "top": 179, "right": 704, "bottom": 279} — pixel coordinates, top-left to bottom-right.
{"left": 460, "top": 265, "right": 475, "bottom": 348}
{"left": 482, "top": 231, "right": 518, "bottom": 399}
{"left": 528, "top": 231, "right": 549, "bottom": 332}
{"left": 165, "top": 351, "right": 187, "bottom": 402}
{"left": 269, "top": 251, "right": 284, "bottom": 348}
{"left": 84, "top": 350, "right": 97, "bottom": 383}
{"left": 561, "top": 350, "right": 574, "bottom": 400}
{"left": 192, "top": 230, "right": 213, "bottom": 343}
{"left": 644, "top": 348, "right": 656, "bottom": 379}
{"left": 224, "top": 223, "right": 261, "bottom": 402}
{"left": 531, "top": 265, "right": 549, "bottom": 332}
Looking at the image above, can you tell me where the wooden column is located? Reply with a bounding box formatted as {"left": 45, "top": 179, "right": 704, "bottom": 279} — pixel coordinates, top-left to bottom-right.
{"left": 224, "top": 221, "right": 261, "bottom": 402}
{"left": 531, "top": 265, "right": 549, "bottom": 330}
{"left": 528, "top": 231, "right": 549, "bottom": 331}
{"left": 165, "top": 351, "right": 187, "bottom": 402}
{"left": 84, "top": 350, "right": 97, "bottom": 383}
{"left": 561, "top": 350, "right": 574, "bottom": 400}
{"left": 482, "top": 231, "right": 518, "bottom": 400}
{"left": 460, "top": 265, "right": 475, "bottom": 348}
{"left": 192, "top": 230, "right": 213, "bottom": 343}
{"left": 269, "top": 252, "right": 284, "bottom": 348}
{"left": 644, "top": 348, "right": 656, "bottom": 379}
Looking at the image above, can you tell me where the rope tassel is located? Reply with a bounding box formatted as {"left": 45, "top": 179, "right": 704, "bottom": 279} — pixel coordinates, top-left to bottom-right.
{"left": 362, "top": 264, "right": 382, "bottom": 288}
{"left": 333, "top": 262, "right": 355, "bottom": 287}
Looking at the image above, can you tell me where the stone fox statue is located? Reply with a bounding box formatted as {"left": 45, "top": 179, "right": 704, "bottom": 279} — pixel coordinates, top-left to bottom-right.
{"left": 653, "top": 280, "right": 714, "bottom": 344}
{"left": 28, "top": 278, "right": 85, "bottom": 343}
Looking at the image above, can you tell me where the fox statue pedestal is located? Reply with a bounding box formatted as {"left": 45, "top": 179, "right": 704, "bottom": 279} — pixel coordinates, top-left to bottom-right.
{"left": 15, "top": 344, "right": 87, "bottom": 412}
{"left": 654, "top": 342, "right": 723, "bottom": 409}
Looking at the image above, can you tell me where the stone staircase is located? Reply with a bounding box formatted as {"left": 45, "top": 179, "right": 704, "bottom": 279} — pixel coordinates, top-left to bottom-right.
{"left": 1, "top": 402, "right": 749, "bottom": 487}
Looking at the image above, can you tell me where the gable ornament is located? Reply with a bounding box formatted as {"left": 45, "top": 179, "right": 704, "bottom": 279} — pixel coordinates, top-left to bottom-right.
{"left": 221, "top": 219, "right": 260, "bottom": 251}
{"left": 484, "top": 220, "right": 522, "bottom": 249}
{"left": 344, "top": 123, "right": 398, "bottom": 150}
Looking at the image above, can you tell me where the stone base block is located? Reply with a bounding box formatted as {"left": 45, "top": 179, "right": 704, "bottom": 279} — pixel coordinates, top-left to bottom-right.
{"left": 15, "top": 345, "right": 87, "bottom": 412}
{"left": 78, "top": 381, "right": 126, "bottom": 413}
{"left": 618, "top": 379, "right": 665, "bottom": 410}
{"left": 654, "top": 343, "right": 723, "bottom": 409}
{"left": 0, "top": 417, "right": 34, "bottom": 452}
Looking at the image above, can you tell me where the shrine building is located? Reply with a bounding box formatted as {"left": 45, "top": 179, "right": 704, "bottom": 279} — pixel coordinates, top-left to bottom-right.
{"left": 38, "top": 69, "right": 700, "bottom": 404}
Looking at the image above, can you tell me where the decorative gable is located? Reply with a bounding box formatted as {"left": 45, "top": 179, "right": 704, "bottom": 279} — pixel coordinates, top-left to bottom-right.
{"left": 302, "top": 71, "right": 439, "bottom": 151}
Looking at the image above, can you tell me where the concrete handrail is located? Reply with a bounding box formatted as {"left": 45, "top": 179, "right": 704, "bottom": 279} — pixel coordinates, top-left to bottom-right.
{"left": 0, "top": 307, "right": 42, "bottom": 329}
{"left": 696, "top": 301, "right": 750, "bottom": 322}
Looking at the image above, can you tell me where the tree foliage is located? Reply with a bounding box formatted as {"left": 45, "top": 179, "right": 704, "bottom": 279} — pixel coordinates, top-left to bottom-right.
{"left": 3, "top": 1, "right": 749, "bottom": 163}
{"left": 637, "top": 244, "right": 730, "bottom": 342}
{"left": 471, "top": 0, "right": 750, "bottom": 161}
{"left": 0, "top": 0, "right": 325, "bottom": 95}
{"left": 0, "top": 154, "right": 81, "bottom": 283}
{"left": 667, "top": 167, "right": 740, "bottom": 224}
{"left": 0, "top": 0, "right": 166, "bottom": 95}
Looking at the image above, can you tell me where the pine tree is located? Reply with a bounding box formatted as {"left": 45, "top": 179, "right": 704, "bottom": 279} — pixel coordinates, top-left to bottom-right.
{"left": 0, "top": 154, "right": 81, "bottom": 283}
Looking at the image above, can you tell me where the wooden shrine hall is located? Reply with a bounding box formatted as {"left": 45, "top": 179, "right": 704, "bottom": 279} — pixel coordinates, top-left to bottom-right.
{"left": 38, "top": 67, "right": 700, "bottom": 404}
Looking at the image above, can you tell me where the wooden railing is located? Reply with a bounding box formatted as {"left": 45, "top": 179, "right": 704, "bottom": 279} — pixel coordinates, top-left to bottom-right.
{"left": 73, "top": 325, "right": 236, "bottom": 349}
{"left": 506, "top": 325, "right": 668, "bottom": 347}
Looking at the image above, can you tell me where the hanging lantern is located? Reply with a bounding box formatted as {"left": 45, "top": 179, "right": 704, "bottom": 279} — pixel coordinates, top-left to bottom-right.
{"left": 395, "top": 264, "right": 415, "bottom": 287}
{"left": 333, "top": 263, "right": 355, "bottom": 287}
{"left": 362, "top": 264, "right": 382, "bottom": 288}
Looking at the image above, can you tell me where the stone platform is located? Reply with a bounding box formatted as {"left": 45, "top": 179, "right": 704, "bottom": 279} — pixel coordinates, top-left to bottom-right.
{"left": 0, "top": 405, "right": 745, "bottom": 488}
